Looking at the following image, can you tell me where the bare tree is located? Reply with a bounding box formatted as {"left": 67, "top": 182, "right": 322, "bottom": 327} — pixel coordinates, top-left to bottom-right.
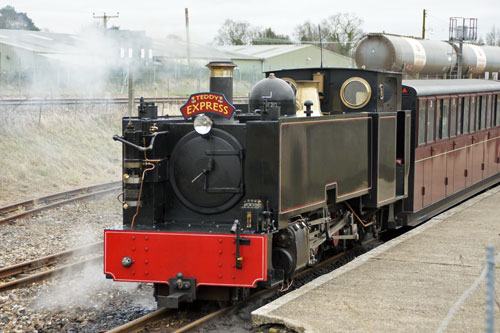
{"left": 214, "top": 20, "right": 291, "bottom": 45}
{"left": 294, "top": 21, "right": 320, "bottom": 42}
{"left": 486, "top": 26, "right": 500, "bottom": 46}
{"left": 253, "top": 27, "right": 291, "bottom": 44}
{"left": 214, "top": 19, "right": 256, "bottom": 45}
{"left": 294, "top": 13, "right": 363, "bottom": 56}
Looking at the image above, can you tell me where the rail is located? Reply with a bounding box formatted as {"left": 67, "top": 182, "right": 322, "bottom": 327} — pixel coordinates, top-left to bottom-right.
{"left": 0, "top": 242, "right": 103, "bottom": 292}
{"left": 0, "top": 181, "right": 121, "bottom": 226}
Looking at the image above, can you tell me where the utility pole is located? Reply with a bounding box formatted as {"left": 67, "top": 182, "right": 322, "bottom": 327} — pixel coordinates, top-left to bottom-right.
{"left": 128, "top": 62, "right": 134, "bottom": 116}
{"left": 185, "top": 8, "right": 191, "bottom": 65}
{"left": 318, "top": 24, "right": 323, "bottom": 68}
{"left": 422, "top": 9, "right": 427, "bottom": 39}
{"left": 93, "top": 12, "right": 119, "bottom": 30}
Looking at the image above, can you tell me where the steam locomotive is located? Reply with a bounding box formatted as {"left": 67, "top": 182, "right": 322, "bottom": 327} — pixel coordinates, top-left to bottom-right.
{"left": 104, "top": 62, "right": 500, "bottom": 308}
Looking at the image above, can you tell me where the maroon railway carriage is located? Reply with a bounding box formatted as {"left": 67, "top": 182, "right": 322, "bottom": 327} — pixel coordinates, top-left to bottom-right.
{"left": 401, "top": 79, "right": 500, "bottom": 225}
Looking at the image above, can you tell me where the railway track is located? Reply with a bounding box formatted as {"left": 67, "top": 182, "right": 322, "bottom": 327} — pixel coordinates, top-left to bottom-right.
{"left": 0, "top": 181, "right": 121, "bottom": 226}
{"left": 0, "top": 96, "right": 248, "bottom": 107}
{"left": 0, "top": 242, "right": 103, "bottom": 292}
{"left": 107, "top": 238, "right": 380, "bottom": 332}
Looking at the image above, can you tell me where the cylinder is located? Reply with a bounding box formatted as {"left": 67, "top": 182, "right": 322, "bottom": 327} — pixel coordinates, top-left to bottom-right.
{"left": 481, "top": 46, "right": 500, "bottom": 74}
{"left": 206, "top": 61, "right": 236, "bottom": 103}
{"left": 355, "top": 33, "right": 457, "bottom": 76}
{"left": 452, "top": 43, "right": 500, "bottom": 76}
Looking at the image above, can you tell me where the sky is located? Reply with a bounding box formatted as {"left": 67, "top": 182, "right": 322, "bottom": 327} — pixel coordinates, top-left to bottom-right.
{"left": 8, "top": 0, "right": 500, "bottom": 44}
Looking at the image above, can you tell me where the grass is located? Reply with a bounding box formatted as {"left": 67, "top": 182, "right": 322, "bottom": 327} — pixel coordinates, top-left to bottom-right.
{"left": 0, "top": 104, "right": 125, "bottom": 206}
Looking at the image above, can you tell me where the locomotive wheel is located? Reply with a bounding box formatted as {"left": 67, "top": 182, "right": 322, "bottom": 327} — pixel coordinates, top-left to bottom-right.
{"left": 313, "top": 244, "right": 324, "bottom": 264}
{"left": 356, "top": 226, "right": 366, "bottom": 243}
{"left": 332, "top": 231, "right": 345, "bottom": 253}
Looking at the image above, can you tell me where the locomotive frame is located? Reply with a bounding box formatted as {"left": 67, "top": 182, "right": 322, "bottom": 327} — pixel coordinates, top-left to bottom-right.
{"left": 104, "top": 62, "right": 500, "bottom": 308}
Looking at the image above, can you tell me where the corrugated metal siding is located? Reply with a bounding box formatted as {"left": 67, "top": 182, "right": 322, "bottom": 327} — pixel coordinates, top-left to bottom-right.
{"left": 0, "top": 44, "right": 36, "bottom": 73}
{"left": 264, "top": 46, "right": 354, "bottom": 71}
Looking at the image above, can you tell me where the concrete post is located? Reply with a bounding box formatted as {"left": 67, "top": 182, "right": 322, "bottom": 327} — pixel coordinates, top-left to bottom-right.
{"left": 485, "top": 246, "right": 495, "bottom": 333}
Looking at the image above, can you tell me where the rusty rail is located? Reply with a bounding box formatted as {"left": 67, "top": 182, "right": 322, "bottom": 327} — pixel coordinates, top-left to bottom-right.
{"left": 0, "top": 254, "right": 103, "bottom": 292}
{"left": 106, "top": 308, "right": 172, "bottom": 333}
{"left": 0, "top": 242, "right": 103, "bottom": 280}
{"left": 0, "top": 181, "right": 121, "bottom": 226}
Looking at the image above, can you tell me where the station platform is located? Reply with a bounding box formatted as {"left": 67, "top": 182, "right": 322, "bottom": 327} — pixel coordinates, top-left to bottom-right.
{"left": 252, "top": 186, "right": 500, "bottom": 332}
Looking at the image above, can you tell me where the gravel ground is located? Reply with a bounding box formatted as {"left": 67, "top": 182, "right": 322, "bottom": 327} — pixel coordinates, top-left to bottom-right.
{"left": 0, "top": 194, "right": 121, "bottom": 267}
{"left": 0, "top": 193, "right": 161, "bottom": 332}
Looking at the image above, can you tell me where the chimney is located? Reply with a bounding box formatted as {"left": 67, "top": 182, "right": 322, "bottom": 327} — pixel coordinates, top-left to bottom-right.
{"left": 206, "top": 61, "right": 237, "bottom": 104}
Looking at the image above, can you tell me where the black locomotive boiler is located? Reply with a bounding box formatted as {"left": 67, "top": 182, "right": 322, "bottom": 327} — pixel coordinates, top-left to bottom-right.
{"left": 104, "top": 62, "right": 500, "bottom": 308}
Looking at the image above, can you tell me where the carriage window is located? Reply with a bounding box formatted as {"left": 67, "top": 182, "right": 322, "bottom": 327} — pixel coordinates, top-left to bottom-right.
{"left": 457, "top": 98, "right": 463, "bottom": 135}
{"left": 497, "top": 94, "right": 500, "bottom": 126}
{"left": 489, "top": 95, "right": 495, "bottom": 127}
{"left": 418, "top": 99, "right": 426, "bottom": 145}
{"left": 470, "top": 96, "right": 476, "bottom": 132}
{"left": 437, "top": 99, "right": 449, "bottom": 140}
{"left": 486, "top": 95, "right": 492, "bottom": 128}
{"left": 463, "top": 97, "right": 470, "bottom": 133}
{"left": 489, "top": 95, "right": 493, "bottom": 127}
{"left": 436, "top": 100, "right": 442, "bottom": 139}
{"left": 480, "top": 95, "right": 487, "bottom": 130}
{"left": 450, "top": 98, "right": 457, "bottom": 137}
{"left": 427, "top": 100, "right": 435, "bottom": 142}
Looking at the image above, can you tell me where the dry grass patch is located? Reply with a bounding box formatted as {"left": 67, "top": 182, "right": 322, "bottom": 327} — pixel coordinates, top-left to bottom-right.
{"left": 0, "top": 105, "right": 124, "bottom": 205}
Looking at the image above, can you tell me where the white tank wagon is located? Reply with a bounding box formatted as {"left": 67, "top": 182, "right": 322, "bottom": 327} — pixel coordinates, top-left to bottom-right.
{"left": 355, "top": 33, "right": 500, "bottom": 79}
{"left": 355, "top": 34, "right": 456, "bottom": 77}
{"left": 456, "top": 44, "right": 500, "bottom": 76}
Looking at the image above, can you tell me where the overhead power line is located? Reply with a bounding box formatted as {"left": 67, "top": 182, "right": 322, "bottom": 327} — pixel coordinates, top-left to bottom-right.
{"left": 251, "top": 37, "right": 357, "bottom": 44}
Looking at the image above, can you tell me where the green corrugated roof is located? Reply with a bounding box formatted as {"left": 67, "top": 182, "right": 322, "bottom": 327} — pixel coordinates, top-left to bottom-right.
{"left": 220, "top": 44, "right": 352, "bottom": 62}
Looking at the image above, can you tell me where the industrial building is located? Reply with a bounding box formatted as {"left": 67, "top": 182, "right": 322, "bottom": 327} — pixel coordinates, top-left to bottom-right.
{"left": 0, "top": 28, "right": 152, "bottom": 96}
{"left": 0, "top": 28, "right": 355, "bottom": 97}
{"left": 220, "top": 44, "right": 355, "bottom": 71}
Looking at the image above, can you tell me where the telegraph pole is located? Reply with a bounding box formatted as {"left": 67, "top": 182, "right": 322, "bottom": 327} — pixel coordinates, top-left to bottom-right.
{"left": 422, "top": 9, "right": 427, "bottom": 39}
{"left": 185, "top": 8, "right": 191, "bottom": 65}
{"left": 93, "top": 12, "right": 119, "bottom": 29}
